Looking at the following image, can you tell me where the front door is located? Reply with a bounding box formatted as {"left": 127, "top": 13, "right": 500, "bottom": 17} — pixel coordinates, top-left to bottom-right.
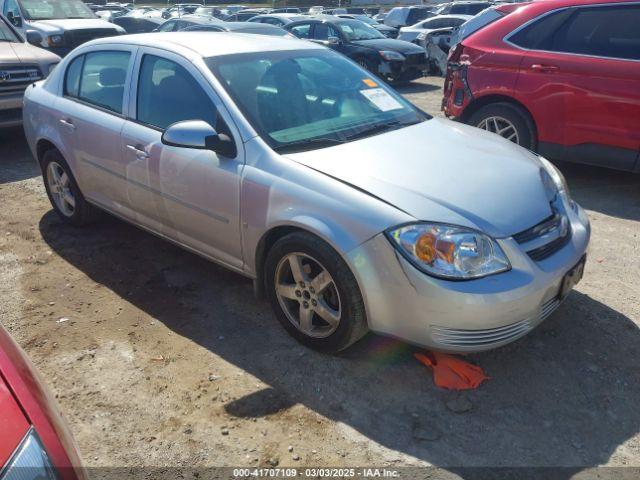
{"left": 121, "top": 49, "right": 244, "bottom": 269}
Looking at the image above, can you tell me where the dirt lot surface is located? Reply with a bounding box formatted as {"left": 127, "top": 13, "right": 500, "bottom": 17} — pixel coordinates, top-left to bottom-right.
{"left": 1, "top": 76, "right": 639, "bottom": 476}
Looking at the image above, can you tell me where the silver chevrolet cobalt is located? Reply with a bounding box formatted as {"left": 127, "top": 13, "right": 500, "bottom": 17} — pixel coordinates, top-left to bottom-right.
{"left": 23, "top": 33, "right": 590, "bottom": 353}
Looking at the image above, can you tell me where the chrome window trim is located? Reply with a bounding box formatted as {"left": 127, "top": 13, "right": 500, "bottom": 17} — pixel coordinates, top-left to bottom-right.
{"left": 502, "top": 2, "right": 640, "bottom": 63}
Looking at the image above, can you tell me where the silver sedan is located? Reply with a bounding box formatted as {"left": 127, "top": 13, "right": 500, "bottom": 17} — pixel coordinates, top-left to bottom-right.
{"left": 22, "top": 33, "right": 590, "bottom": 353}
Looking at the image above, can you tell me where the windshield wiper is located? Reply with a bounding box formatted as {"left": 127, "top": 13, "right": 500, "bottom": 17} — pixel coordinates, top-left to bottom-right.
{"left": 274, "top": 137, "right": 346, "bottom": 154}
{"left": 344, "top": 120, "right": 417, "bottom": 142}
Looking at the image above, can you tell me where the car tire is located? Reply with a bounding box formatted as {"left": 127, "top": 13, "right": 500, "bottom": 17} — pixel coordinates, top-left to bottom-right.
{"left": 42, "top": 149, "right": 101, "bottom": 226}
{"left": 265, "top": 231, "right": 368, "bottom": 353}
{"left": 467, "top": 102, "right": 536, "bottom": 150}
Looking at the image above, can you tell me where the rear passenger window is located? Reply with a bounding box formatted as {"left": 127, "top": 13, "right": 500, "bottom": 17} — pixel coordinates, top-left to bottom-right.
{"left": 77, "top": 51, "right": 130, "bottom": 114}
{"left": 552, "top": 6, "right": 640, "bottom": 60}
{"left": 508, "top": 9, "right": 573, "bottom": 50}
{"left": 64, "top": 55, "right": 84, "bottom": 97}
{"left": 289, "top": 23, "right": 311, "bottom": 38}
{"left": 136, "top": 55, "right": 217, "bottom": 130}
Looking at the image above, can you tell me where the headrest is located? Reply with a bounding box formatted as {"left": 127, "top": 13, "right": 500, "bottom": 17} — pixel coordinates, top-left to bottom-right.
{"left": 100, "top": 68, "right": 126, "bottom": 87}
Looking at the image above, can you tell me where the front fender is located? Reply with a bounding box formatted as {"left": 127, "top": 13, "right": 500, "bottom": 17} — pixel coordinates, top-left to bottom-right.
{"left": 240, "top": 136, "right": 412, "bottom": 277}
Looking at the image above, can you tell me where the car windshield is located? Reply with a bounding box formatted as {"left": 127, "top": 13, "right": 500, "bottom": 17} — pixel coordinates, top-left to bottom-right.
{"left": 19, "top": 0, "right": 95, "bottom": 19}
{"left": 0, "top": 17, "right": 19, "bottom": 40}
{"left": 336, "top": 20, "right": 384, "bottom": 41}
{"left": 207, "top": 50, "right": 428, "bottom": 153}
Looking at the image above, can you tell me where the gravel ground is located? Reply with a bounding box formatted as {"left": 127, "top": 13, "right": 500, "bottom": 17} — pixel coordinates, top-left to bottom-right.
{"left": 1, "top": 76, "right": 639, "bottom": 477}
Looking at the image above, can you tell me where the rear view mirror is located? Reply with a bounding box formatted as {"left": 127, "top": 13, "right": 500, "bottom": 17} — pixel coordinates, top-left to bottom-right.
{"left": 25, "top": 30, "right": 43, "bottom": 45}
{"left": 161, "top": 120, "right": 237, "bottom": 158}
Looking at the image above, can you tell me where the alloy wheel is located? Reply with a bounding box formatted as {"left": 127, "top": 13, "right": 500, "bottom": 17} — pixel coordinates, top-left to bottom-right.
{"left": 46, "top": 161, "right": 75, "bottom": 217}
{"left": 274, "top": 252, "right": 341, "bottom": 338}
{"left": 476, "top": 116, "right": 520, "bottom": 144}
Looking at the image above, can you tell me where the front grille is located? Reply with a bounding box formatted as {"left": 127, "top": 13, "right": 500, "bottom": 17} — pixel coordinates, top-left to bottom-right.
{"left": 431, "top": 318, "right": 532, "bottom": 348}
{"left": 513, "top": 209, "right": 571, "bottom": 261}
{"left": 431, "top": 296, "right": 561, "bottom": 348}
{"left": 0, "top": 65, "right": 42, "bottom": 95}
{"left": 405, "top": 52, "right": 427, "bottom": 66}
{"left": 540, "top": 296, "right": 560, "bottom": 321}
{"left": 64, "top": 28, "right": 120, "bottom": 48}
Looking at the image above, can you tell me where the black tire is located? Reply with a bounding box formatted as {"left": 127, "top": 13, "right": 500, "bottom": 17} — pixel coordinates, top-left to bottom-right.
{"left": 264, "top": 232, "right": 368, "bottom": 353}
{"left": 41, "top": 149, "right": 101, "bottom": 226}
{"left": 467, "top": 102, "right": 536, "bottom": 150}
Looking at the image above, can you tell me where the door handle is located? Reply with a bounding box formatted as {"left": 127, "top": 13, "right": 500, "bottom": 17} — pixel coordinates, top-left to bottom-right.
{"left": 530, "top": 64, "right": 559, "bottom": 73}
{"left": 59, "top": 118, "right": 76, "bottom": 130}
{"left": 126, "top": 144, "right": 150, "bottom": 159}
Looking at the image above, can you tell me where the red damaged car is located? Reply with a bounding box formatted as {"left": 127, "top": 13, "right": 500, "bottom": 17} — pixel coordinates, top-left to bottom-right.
{"left": 443, "top": 0, "right": 640, "bottom": 172}
{"left": 0, "top": 325, "right": 84, "bottom": 480}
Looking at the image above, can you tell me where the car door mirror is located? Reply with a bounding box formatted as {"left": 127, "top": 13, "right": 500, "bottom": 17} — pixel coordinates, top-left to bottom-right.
{"left": 25, "top": 30, "right": 42, "bottom": 45}
{"left": 161, "top": 120, "right": 236, "bottom": 158}
{"left": 327, "top": 35, "right": 340, "bottom": 45}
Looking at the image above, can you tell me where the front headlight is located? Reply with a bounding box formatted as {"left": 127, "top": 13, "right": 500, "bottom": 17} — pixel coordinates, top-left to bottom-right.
{"left": 46, "top": 34, "right": 64, "bottom": 46}
{"left": 539, "top": 156, "right": 572, "bottom": 206}
{"left": 379, "top": 50, "right": 405, "bottom": 61}
{"left": 1, "top": 428, "right": 57, "bottom": 480}
{"left": 387, "top": 223, "right": 511, "bottom": 280}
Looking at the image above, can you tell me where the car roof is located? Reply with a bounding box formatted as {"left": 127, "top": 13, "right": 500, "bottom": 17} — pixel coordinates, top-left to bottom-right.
{"left": 85, "top": 31, "right": 322, "bottom": 56}
{"left": 426, "top": 14, "right": 474, "bottom": 20}
{"left": 221, "top": 21, "right": 283, "bottom": 30}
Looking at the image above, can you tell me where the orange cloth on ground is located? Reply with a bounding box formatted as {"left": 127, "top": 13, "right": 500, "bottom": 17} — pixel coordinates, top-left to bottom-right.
{"left": 415, "top": 352, "right": 489, "bottom": 390}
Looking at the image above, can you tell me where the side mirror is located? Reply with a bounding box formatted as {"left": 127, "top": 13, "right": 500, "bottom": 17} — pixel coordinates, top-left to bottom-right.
{"left": 25, "top": 30, "right": 42, "bottom": 45}
{"left": 161, "top": 120, "right": 237, "bottom": 158}
{"left": 327, "top": 36, "right": 340, "bottom": 45}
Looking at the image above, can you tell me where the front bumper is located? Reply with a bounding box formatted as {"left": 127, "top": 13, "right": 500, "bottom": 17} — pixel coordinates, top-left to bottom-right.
{"left": 0, "top": 94, "right": 24, "bottom": 128}
{"left": 378, "top": 56, "right": 427, "bottom": 82}
{"left": 346, "top": 203, "right": 590, "bottom": 353}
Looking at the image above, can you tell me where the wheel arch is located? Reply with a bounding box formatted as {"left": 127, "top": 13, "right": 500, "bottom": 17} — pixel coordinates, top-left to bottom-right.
{"left": 252, "top": 218, "right": 366, "bottom": 300}
{"left": 36, "top": 139, "right": 61, "bottom": 168}
{"left": 461, "top": 94, "right": 538, "bottom": 143}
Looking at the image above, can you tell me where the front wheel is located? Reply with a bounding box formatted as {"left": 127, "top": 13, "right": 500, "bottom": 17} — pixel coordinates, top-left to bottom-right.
{"left": 264, "top": 232, "right": 368, "bottom": 353}
{"left": 467, "top": 102, "right": 536, "bottom": 150}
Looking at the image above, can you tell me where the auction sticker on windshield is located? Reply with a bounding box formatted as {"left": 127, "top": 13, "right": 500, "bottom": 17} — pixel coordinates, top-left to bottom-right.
{"left": 360, "top": 88, "right": 403, "bottom": 112}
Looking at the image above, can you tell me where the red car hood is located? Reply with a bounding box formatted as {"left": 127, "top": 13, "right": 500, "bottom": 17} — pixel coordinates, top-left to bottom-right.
{"left": 0, "top": 373, "right": 29, "bottom": 466}
{"left": 0, "top": 325, "right": 84, "bottom": 479}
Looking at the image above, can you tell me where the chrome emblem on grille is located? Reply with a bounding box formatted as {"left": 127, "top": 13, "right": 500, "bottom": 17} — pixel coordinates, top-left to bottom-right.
{"left": 0, "top": 71, "right": 10, "bottom": 82}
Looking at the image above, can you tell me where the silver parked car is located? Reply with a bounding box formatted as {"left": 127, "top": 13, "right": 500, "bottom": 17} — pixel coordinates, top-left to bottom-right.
{"left": 23, "top": 33, "right": 590, "bottom": 353}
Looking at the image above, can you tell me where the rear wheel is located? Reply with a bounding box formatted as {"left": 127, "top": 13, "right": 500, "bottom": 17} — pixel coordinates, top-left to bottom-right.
{"left": 42, "top": 150, "right": 100, "bottom": 226}
{"left": 265, "top": 232, "right": 368, "bottom": 353}
{"left": 467, "top": 102, "right": 536, "bottom": 150}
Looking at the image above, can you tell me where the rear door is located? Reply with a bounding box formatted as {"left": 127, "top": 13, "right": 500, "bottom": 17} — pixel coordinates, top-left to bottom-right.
{"left": 57, "top": 46, "right": 136, "bottom": 210}
{"left": 512, "top": 4, "right": 640, "bottom": 170}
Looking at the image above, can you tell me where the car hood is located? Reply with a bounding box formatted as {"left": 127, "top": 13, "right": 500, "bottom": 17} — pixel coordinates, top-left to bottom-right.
{"left": 3, "top": 42, "right": 61, "bottom": 64}
{"left": 351, "top": 37, "right": 424, "bottom": 54}
{"left": 27, "top": 18, "right": 119, "bottom": 33}
{"left": 285, "top": 118, "right": 553, "bottom": 238}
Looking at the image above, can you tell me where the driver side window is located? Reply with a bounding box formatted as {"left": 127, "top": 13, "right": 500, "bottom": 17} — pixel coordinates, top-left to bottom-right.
{"left": 3, "top": 0, "right": 21, "bottom": 22}
{"left": 313, "top": 23, "right": 339, "bottom": 41}
{"left": 158, "top": 20, "right": 175, "bottom": 32}
{"left": 136, "top": 54, "right": 218, "bottom": 130}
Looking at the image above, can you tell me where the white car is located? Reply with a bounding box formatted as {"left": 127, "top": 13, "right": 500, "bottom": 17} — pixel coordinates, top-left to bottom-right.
{"left": 0, "top": 0, "right": 124, "bottom": 56}
{"left": 23, "top": 33, "right": 590, "bottom": 353}
{"left": 398, "top": 14, "right": 472, "bottom": 43}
